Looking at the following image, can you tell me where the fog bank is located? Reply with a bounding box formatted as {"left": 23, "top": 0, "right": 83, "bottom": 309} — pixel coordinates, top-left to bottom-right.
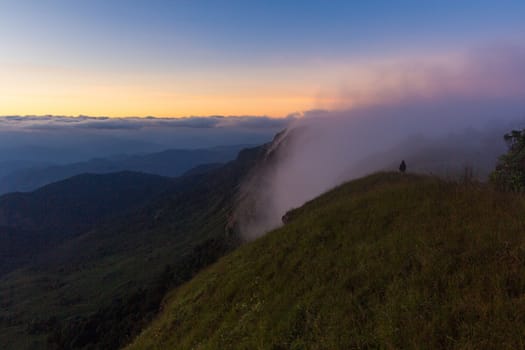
{"left": 236, "top": 46, "right": 525, "bottom": 239}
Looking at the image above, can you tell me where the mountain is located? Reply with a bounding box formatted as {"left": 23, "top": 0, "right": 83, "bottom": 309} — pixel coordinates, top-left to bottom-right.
{"left": 0, "top": 160, "right": 52, "bottom": 178}
{"left": 0, "top": 145, "right": 249, "bottom": 194}
{"left": 3, "top": 127, "right": 519, "bottom": 349}
{"left": 181, "top": 162, "right": 224, "bottom": 177}
{"left": 0, "top": 145, "right": 267, "bottom": 349}
{"left": 128, "top": 172, "right": 525, "bottom": 349}
{"left": 0, "top": 172, "right": 174, "bottom": 275}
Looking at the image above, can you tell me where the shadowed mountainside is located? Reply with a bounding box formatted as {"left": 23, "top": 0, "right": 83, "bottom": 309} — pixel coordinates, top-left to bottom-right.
{"left": 0, "top": 145, "right": 267, "bottom": 349}
{"left": 0, "top": 172, "right": 174, "bottom": 275}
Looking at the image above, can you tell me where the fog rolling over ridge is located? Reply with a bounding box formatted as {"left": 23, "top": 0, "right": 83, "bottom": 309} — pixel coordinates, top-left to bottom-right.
{"left": 235, "top": 44, "right": 525, "bottom": 239}
{"left": 236, "top": 102, "right": 523, "bottom": 239}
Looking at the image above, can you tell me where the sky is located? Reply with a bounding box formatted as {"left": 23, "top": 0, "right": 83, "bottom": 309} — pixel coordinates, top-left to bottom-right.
{"left": 1, "top": 0, "right": 524, "bottom": 117}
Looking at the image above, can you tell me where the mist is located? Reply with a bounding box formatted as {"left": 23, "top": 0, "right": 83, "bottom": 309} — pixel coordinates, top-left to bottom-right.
{"left": 236, "top": 46, "right": 525, "bottom": 239}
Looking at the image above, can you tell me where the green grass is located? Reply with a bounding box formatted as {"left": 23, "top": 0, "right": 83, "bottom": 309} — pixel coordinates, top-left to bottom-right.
{"left": 128, "top": 172, "right": 525, "bottom": 350}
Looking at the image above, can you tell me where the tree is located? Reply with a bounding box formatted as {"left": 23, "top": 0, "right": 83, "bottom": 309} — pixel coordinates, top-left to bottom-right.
{"left": 490, "top": 129, "right": 525, "bottom": 192}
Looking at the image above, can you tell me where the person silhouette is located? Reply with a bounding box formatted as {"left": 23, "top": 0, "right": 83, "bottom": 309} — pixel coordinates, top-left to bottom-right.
{"left": 399, "top": 160, "right": 406, "bottom": 173}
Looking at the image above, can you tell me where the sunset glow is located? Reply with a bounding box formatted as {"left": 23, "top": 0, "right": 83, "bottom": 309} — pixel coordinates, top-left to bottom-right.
{"left": 1, "top": 1, "right": 524, "bottom": 117}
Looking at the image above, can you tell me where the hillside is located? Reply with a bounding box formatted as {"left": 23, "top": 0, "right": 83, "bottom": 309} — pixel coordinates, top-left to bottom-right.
{"left": 0, "top": 145, "right": 247, "bottom": 194}
{"left": 0, "top": 146, "right": 266, "bottom": 349}
{"left": 129, "top": 172, "right": 525, "bottom": 349}
{"left": 0, "top": 172, "right": 173, "bottom": 275}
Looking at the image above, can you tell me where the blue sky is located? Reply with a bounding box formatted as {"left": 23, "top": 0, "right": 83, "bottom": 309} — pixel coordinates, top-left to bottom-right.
{"left": 0, "top": 0, "right": 524, "bottom": 116}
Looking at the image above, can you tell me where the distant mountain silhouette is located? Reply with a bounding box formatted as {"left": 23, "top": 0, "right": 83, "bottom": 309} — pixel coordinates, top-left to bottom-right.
{"left": 0, "top": 145, "right": 249, "bottom": 194}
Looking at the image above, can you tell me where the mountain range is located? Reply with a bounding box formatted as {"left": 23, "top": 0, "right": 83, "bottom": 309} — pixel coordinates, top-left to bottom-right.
{"left": 0, "top": 142, "right": 266, "bottom": 349}
{"left": 1, "top": 129, "right": 524, "bottom": 349}
{"left": 0, "top": 145, "right": 248, "bottom": 195}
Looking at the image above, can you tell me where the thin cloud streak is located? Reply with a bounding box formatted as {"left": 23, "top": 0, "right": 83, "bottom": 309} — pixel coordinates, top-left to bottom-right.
{"left": 0, "top": 115, "right": 295, "bottom": 132}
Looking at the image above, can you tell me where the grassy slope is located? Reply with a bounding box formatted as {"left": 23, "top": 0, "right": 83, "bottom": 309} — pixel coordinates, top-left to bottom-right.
{"left": 129, "top": 172, "right": 525, "bottom": 349}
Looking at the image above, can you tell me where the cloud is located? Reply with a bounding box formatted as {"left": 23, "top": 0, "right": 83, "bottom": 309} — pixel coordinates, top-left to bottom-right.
{"left": 235, "top": 45, "right": 525, "bottom": 239}
{"left": 0, "top": 115, "right": 295, "bottom": 132}
{"left": 317, "top": 44, "right": 525, "bottom": 111}
{"left": 0, "top": 114, "right": 295, "bottom": 164}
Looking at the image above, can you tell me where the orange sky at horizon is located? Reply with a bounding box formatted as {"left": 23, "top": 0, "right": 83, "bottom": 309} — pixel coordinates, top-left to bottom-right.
{"left": 2, "top": 1, "right": 524, "bottom": 119}
{"left": 1, "top": 49, "right": 520, "bottom": 118}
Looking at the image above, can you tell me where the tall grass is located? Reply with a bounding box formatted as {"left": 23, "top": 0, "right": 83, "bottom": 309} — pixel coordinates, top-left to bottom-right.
{"left": 128, "top": 172, "right": 525, "bottom": 350}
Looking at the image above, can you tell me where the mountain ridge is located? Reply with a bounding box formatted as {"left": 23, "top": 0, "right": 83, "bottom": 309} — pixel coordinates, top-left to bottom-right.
{"left": 128, "top": 172, "right": 525, "bottom": 349}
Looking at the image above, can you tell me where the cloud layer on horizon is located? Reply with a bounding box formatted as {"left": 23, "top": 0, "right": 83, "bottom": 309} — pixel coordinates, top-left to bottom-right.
{"left": 0, "top": 115, "right": 295, "bottom": 132}
{"left": 0, "top": 115, "right": 295, "bottom": 164}
{"left": 1, "top": 44, "right": 525, "bottom": 167}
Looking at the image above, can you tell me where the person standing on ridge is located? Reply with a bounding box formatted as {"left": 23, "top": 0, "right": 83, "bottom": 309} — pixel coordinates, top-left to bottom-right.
{"left": 399, "top": 160, "right": 407, "bottom": 173}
